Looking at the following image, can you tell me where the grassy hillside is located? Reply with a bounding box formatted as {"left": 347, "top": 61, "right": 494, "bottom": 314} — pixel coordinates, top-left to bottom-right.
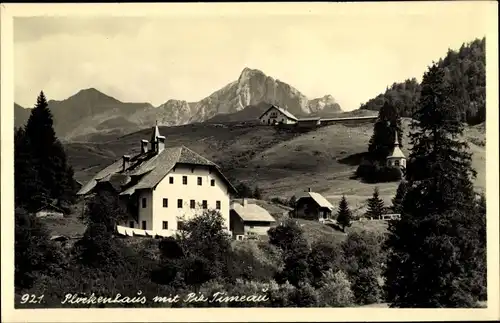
{"left": 67, "top": 119, "right": 485, "bottom": 212}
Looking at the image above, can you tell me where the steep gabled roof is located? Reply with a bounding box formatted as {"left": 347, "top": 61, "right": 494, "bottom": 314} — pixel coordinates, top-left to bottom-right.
{"left": 388, "top": 146, "right": 405, "bottom": 159}
{"left": 294, "top": 191, "right": 334, "bottom": 210}
{"left": 35, "top": 203, "right": 65, "bottom": 213}
{"left": 259, "top": 105, "right": 298, "bottom": 121}
{"left": 77, "top": 145, "right": 237, "bottom": 196}
{"left": 387, "top": 132, "right": 405, "bottom": 159}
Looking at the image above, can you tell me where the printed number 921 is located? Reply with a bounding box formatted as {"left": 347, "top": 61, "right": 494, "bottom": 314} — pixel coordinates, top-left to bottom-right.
{"left": 20, "top": 294, "right": 44, "bottom": 304}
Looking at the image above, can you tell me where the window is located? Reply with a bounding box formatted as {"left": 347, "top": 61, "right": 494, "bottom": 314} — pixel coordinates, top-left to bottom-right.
{"left": 202, "top": 200, "right": 208, "bottom": 209}
{"left": 169, "top": 176, "right": 174, "bottom": 184}
{"left": 129, "top": 221, "right": 134, "bottom": 228}
{"left": 163, "top": 198, "right": 168, "bottom": 208}
{"left": 177, "top": 199, "right": 183, "bottom": 208}
{"left": 162, "top": 221, "right": 168, "bottom": 230}
{"left": 216, "top": 201, "right": 221, "bottom": 210}
{"left": 178, "top": 221, "right": 186, "bottom": 230}
{"left": 142, "top": 198, "right": 146, "bottom": 208}
{"left": 182, "top": 176, "right": 187, "bottom": 185}
{"left": 210, "top": 179, "right": 215, "bottom": 187}
{"left": 142, "top": 221, "right": 146, "bottom": 230}
{"left": 190, "top": 200, "right": 196, "bottom": 209}
{"left": 197, "top": 177, "right": 202, "bottom": 186}
{"left": 395, "top": 160, "right": 400, "bottom": 166}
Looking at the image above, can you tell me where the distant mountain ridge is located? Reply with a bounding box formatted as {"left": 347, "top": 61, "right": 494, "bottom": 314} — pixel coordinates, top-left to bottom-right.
{"left": 14, "top": 67, "right": 342, "bottom": 141}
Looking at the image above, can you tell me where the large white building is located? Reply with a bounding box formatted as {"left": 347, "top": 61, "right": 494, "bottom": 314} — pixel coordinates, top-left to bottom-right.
{"left": 259, "top": 105, "right": 298, "bottom": 125}
{"left": 77, "top": 125, "right": 237, "bottom": 237}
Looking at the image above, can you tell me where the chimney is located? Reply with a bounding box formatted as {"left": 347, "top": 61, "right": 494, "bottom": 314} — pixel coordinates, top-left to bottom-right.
{"left": 157, "top": 135, "right": 166, "bottom": 153}
{"left": 122, "top": 155, "right": 131, "bottom": 172}
{"left": 307, "top": 188, "right": 312, "bottom": 192}
{"left": 141, "top": 140, "right": 149, "bottom": 154}
{"left": 241, "top": 198, "right": 247, "bottom": 206}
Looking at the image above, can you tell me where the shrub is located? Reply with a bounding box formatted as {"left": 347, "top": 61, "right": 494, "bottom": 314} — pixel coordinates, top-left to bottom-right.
{"left": 317, "top": 269, "right": 355, "bottom": 307}
{"left": 269, "top": 219, "right": 311, "bottom": 286}
{"left": 308, "top": 240, "right": 345, "bottom": 287}
{"left": 266, "top": 280, "right": 296, "bottom": 307}
{"left": 351, "top": 268, "right": 382, "bottom": 305}
{"left": 355, "top": 160, "right": 402, "bottom": 183}
{"left": 341, "top": 230, "right": 385, "bottom": 304}
{"left": 15, "top": 207, "right": 66, "bottom": 291}
{"left": 288, "top": 282, "right": 318, "bottom": 307}
{"left": 228, "top": 240, "right": 283, "bottom": 282}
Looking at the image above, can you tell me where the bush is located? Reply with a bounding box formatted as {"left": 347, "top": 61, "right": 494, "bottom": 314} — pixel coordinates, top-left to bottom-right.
{"left": 355, "top": 160, "right": 402, "bottom": 183}
{"left": 269, "top": 220, "right": 311, "bottom": 286}
{"left": 351, "top": 268, "right": 382, "bottom": 305}
{"left": 266, "top": 280, "right": 296, "bottom": 307}
{"left": 317, "top": 269, "right": 355, "bottom": 307}
{"left": 15, "top": 207, "right": 66, "bottom": 291}
{"left": 288, "top": 282, "right": 318, "bottom": 307}
{"left": 228, "top": 240, "right": 283, "bottom": 282}
{"left": 308, "top": 240, "right": 345, "bottom": 287}
{"left": 341, "top": 230, "right": 385, "bottom": 304}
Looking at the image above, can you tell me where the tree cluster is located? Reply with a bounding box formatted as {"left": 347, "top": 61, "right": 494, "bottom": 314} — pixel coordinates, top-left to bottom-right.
{"left": 383, "top": 63, "right": 486, "bottom": 307}
{"left": 355, "top": 98, "right": 404, "bottom": 183}
{"left": 360, "top": 38, "right": 486, "bottom": 126}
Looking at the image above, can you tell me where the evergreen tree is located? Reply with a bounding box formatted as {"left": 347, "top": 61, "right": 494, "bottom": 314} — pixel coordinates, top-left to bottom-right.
{"left": 23, "top": 91, "right": 76, "bottom": 208}
{"left": 384, "top": 63, "right": 484, "bottom": 307}
{"left": 253, "top": 186, "right": 263, "bottom": 200}
{"left": 391, "top": 180, "right": 408, "bottom": 214}
{"left": 336, "top": 195, "right": 352, "bottom": 232}
{"left": 14, "top": 127, "right": 48, "bottom": 212}
{"left": 367, "top": 99, "right": 403, "bottom": 162}
{"left": 366, "top": 187, "right": 385, "bottom": 219}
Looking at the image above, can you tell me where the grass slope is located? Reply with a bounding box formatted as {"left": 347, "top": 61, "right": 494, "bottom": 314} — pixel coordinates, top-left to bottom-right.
{"left": 66, "top": 119, "right": 485, "bottom": 212}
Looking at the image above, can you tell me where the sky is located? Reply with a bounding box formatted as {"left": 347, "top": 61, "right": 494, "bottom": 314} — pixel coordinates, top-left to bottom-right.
{"left": 13, "top": 3, "right": 492, "bottom": 111}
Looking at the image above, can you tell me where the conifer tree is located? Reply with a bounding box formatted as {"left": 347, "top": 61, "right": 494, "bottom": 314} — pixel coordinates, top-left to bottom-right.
{"left": 23, "top": 91, "right": 76, "bottom": 208}
{"left": 384, "top": 63, "right": 484, "bottom": 307}
{"left": 253, "top": 186, "right": 263, "bottom": 200}
{"left": 368, "top": 100, "right": 403, "bottom": 162}
{"left": 336, "top": 195, "right": 352, "bottom": 232}
{"left": 391, "top": 180, "right": 408, "bottom": 214}
{"left": 366, "top": 187, "right": 385, "bottom": 219}
{"left": 14, "top": 127, "right": 48, "bottom": 212}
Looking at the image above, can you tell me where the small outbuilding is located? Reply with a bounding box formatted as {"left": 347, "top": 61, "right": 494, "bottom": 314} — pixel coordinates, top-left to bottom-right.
{"left": 293, "top": 188, "right": 335, "bottom": 221}
{"left": 35, "top": 203, "right": 65, "bottom": 218}
{"left": 230, "top": 198, "right": 276, "bottom": 239}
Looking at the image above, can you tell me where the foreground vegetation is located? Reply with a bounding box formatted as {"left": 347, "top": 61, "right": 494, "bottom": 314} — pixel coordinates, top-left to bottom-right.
{"left": 14, "top": 38, "right": 488, "bottom": 309}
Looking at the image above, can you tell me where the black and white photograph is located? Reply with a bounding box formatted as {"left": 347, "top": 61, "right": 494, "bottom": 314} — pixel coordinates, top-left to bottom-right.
{"left": 1, "top": 2, "right": 499, "bottom": 322}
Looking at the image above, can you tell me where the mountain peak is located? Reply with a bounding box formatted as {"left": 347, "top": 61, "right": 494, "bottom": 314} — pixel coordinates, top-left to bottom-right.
{"left": 68, "top": 87, "right": 120, "bottom": 104}
{"left": 239, "top": 67, "right": 267, "bottom": 79}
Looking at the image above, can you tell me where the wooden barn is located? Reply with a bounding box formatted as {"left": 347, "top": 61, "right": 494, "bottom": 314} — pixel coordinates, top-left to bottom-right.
{"left": 292, "top": 188, "right": 335, "bottom": 221}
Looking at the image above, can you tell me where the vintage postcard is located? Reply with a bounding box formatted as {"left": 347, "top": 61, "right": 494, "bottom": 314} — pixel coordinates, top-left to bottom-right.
{"left": 1, "top": 2, "right": 499, "bottom": 322}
